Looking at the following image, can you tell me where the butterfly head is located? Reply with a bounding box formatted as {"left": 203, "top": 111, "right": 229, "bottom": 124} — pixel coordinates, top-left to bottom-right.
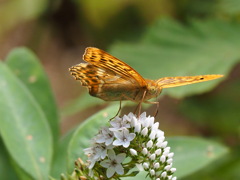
{"left": 145, "top": 79, "right": 162, "bottom": 100}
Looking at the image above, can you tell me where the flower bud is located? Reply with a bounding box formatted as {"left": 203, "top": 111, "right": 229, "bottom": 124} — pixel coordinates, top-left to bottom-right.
{"left": 149, "top": 153, "right": 156, "bottom": 160}
{"left": 141, "top": 127, "right": 148, "bottom": 136}
{"left": 161, "top": 171, "right": 167, "bottom": 178}
{"left": 150, "top": 169, "right": 155, "bottom": 176}
{"left": 130, "top": 148, "right": 137, "bottom": 156}
{"left": 155, "top": 148, "right": 162, "bottom": 155}
{"left": 142, "top": 148, "right": 148, "bottom": 155}
{"left": 147, "top": 140, "right": 153, "bottom": 148}
{"left": 143, "top": 162, "right": 149, "bottom": 169}
{"left": 160, "top": 155, "right": 166, "bottom": 163}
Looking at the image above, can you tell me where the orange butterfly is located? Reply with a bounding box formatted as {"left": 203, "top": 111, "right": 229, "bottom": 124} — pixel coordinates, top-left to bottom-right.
{"left": 69, "top": 47, "right": 223, "bottom": 116}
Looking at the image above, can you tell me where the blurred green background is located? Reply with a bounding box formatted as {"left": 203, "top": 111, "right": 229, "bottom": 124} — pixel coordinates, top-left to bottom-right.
{"left": 0, "top": 0, "right": 239, "bottom": 179}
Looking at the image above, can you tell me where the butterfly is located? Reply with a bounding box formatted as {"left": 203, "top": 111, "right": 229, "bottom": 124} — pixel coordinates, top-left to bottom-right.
{"left": 69, "top": 47, "right": 223, "bottom": 117}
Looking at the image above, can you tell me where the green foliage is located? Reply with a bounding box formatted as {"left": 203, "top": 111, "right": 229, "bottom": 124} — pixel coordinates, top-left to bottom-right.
{"left": 0, "top": 0, "right": 48, "bottom": 37}
{"left": 121, "top": 137, "right": 228, "bottom": 180}
{"left": 0, "top": 60, "right": 52, "bottom": 179}
{"left": 169, "top": 137, "right": 228, "bottom": 178}
{"left": 5, "top": 48, "right": 59, "bottom": 142}
{"left": 110, "top": 18, "right": 240, "bottom": 98}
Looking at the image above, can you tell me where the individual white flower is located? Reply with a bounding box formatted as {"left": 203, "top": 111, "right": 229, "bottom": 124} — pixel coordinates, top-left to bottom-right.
{"left": 100, "top": 150, "right": 126, "bottom": 178}
{"left": 86, "top": 149, "right": 100, "bottom": 169}
{"left": 95, "top": 127, "right": 114, "bottom": 146}
{"left": 113, "top": 129, "right": 136, "bottom": 148}
{"left": 123, "top": 113, "right": 135, "bottom": 122}
{"left": 109, "top": 116, "right": 130, "bottom": 131}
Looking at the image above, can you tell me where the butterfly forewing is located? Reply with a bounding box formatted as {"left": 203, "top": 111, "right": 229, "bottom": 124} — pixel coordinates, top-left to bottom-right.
{"left": 156, "top": 75, "right": 224, "bottom": 89}
{"left": 83, "top": 47, "right": 147, "bottom": 87}
{"left": 69, "top": 47, "right": 148, "bottom": 101}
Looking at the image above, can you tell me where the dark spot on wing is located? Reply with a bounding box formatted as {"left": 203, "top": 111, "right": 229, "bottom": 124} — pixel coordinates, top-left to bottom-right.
{"left": 91, "top": 79, "right": 98, "bottom": 83}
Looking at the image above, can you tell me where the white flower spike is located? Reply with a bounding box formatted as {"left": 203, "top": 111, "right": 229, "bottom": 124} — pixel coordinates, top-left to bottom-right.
{"left": 82, "top": 112, "right": 176, "bottom": 180}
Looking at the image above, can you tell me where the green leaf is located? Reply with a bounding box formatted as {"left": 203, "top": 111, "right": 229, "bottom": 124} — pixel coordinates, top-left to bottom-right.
{"left": 122, "top": 137, "right": 228, "bottom": 179}
{"left": 50, "top": 131, "right": 74, "bottom": 179}
{"left": 182, "top": 150, "right": 240, "bottom": 180}
{"left": 67, "top": 104, "right": 120, "bottom": 170}
{"left": 179, "top": 77, "right": 240, "bottom": 136}
{"left": 0, "top": 62, "right": 52, "bottom": 180}
{"left": 216, "top": 0, "right": 240, "bottom": 16}
{"left": 6, "top": 47, "right": 59, "bottom": 142}
{"left": 168, "top": 136, "right": 229, "bottom": 178}
{"left": 110, "top": 18, "right": 240, "bottom": 98}
{"left": 0, "top": 139, "right": 18, "bottom": 180}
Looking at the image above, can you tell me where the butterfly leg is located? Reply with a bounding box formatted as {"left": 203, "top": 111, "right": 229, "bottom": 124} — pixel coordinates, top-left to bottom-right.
{"left": 134, "top": 102, "right": 141, "bottom": 116}
{"left": 110, "top": 100, "right": 122, "bottom": 121}
{"left": 144, "top": 100, "right": 159, "bottom": 117}
{"left": 135, "top": 90, "right": 147, "bottom": 118}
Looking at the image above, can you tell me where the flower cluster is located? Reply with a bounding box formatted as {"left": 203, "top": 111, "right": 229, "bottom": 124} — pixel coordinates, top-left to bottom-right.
{"left": 81, "top": 112, "right": 177, "bottom": 180}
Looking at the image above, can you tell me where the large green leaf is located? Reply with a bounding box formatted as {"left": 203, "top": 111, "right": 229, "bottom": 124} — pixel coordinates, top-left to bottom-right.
{"left": 122, "top": 136, "right": 228, "bottom": 180}
{"left": 179, "top": 76, "right": 240, "bottom": 136}
{"left": 0, "top": 139, "right": 18, "bottom": 180}
{"left": 6, "top": 48, "right": 59, "bottom": 142}
{"left": 0, "top": 63, "right": 52, "bottom": 180}
{"left": 169, "top": 137, "right": 228, "bottom": 178}
{"left": 182, "top": 149, "right": 240, "bottom": 180}
{"left": 109, "top": 18, "right": 240, "bottom": 98}
{"left": 67, "top": 104, "right": 119, "bottom": 170}
{"left": 50, "top": 131, "right": 74, "bottom": 179}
